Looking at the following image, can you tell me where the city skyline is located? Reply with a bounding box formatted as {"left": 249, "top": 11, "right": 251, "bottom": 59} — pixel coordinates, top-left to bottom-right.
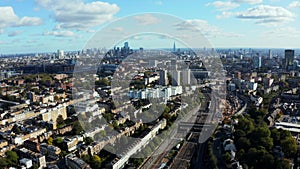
{"left": 1, "top": 0, "right": 300, "bottom": 54}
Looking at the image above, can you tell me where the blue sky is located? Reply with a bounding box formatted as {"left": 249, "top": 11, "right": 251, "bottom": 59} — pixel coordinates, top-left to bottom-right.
{"left": 0, "top": 0, "right": 300, "bottom": 54}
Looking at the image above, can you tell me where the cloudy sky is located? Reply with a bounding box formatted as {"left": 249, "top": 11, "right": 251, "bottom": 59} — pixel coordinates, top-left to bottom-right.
{"left": 1, "top": 0, "right": 300, "bottom": 54}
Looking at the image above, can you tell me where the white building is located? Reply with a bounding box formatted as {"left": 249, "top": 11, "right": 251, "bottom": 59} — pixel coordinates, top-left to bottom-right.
{"left": 57, "top": 50, "right": 64, "bottom": 59}
{"left": 128, "top": 86, "right": 182, "bottom": 101}
{"left": 20, "top": 158, "right": 32, "bottom": 169}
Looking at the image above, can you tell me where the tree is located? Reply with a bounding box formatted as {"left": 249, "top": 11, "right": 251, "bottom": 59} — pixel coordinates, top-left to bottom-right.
{"left": 103, "top": 113, "right": 114, "bottom": 122}
{"left": 236, "top": 149, "right": 245, "bottom": 161}
{"left": 54, "top": 137, "right": 63, "bottom": 145}
{"left": 0, "top": 158, "right": 8, "bottom": 168}
{"left": 275, "top": 158, "right": 291, "bottom": 169}
{"left": 132, "top": 158, "right": 144, "bottom": 167}
{"left": 270, "top": 128, "right": 281, "bottom": 145}
{"left": 251, "top": 127, "right": 271, "bottom": 139}
{"left": 236, "top": 137, "right": 250, "bottom": 150}
{"left": 5, "top": 151, "right": 19, "bottom": 166}
{"left": 249, "top": 127, "right": 273, "bottom": 151}
{"left": 258, "top": 136, "right": 273, "bottom": 151}
{"left": 12, "top": 125, "right": 22, "bottom": 134}
{"left": 81, "top": 154, "right": 91, "bottom": 163}
{"left": 244, "top": 148, "right": 258, "bottom": 167}
{"left": 68, "top": 106, "right": 76, "bottom": 115}
{"left": 222, "top": 152, "right": 232, "bottom": 164}
{"left": 280, "top": 129, "right": 292, "bottom": 139}
{"left": 234, "top": 129, "right": 246, "bottom": 139}
{"left": 258, "top": 152, "right": 274, "bottom": 169}
{"left": 47, "top": 137, "right": 53, "bottom": 145}
{"left": 235, "top": 117, "right": 254, "bottom": 134}
{"left": 112, "top": 120, "right": 119, "bottom": 129}
{"left": 33, "top": 164, "right": 39, "bottom": 169}
{"left": 281, "top": 137, "right": 297, "bottom": 157}
{"left": 72, "top": 121, "right": 84, "bottom": 135}
{"left": 92, "top": 154, "right": 101, "bottom": 161}
{"left": 91, "top": 155, "right": 102, "bottom": 169}
{"left": 84, "top": 137, "right": 94, "bottom": 145}
{"left": 56, "top": 115, "right": 64, "bottom": 126}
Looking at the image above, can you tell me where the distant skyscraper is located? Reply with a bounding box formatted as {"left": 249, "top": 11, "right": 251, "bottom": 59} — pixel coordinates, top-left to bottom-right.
{"left": 269, "top": 49, "right": 272, "bottom": 59}
{"left": 124, "top": 42, "right": 129, "bottom": 50}
{"left": 173, "top": 42, "right": 176, "bottom": 52}
{"left": 253, "top": 56, "right": 262, "bottom": 69}
{"left": 284, "top": 49, "right": 295, "bottom": 70}
{"left": 57, "top": 50, "right": 64, "bottom": 59}
{"left": 159, "top": 70, "right": 168, "bottom": 86}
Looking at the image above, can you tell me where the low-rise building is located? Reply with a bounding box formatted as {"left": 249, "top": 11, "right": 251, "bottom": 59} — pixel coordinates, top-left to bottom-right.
{"left": 0, "top": 140, "right": 8, "bottom": 149}
{"left": 63, "top": 136, "right": 83, "bottom": 152}
{"left": 40, "top": 143, "right": 61, "bottom": 159}
{"left": 16, "top": 147, "right": 46, "bottom": 169}
{"left": 23, "top": 139, "right": 40, "bottom": 152}
{"left": 65, "top": 154, "right": 91, "bottom": 169}
{"left": 20, "top": 158, "right": 33, "bottom": 169}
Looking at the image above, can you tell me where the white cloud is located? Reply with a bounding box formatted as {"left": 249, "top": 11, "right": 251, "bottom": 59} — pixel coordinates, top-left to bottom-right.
{"left": 289, "top": 1, "right": 300, "bottom": 8}
{"left": 8, "top": 30, "right": 23, "bottom": 37}
{"left": 17, "top": 16, "right": 42, "bottom": 26}
{"left": 264, "top": 27, "right": 300, "bottom": 38}
{"left": 35, "top": 0, "right": 119, "bottom": 30}
{"left": 0, "top": 7, "right": 18, "bottom": 28}
{"left": 207, "top": 1, "right": 240, "bottom": 11}
{"left": 236, "top": 5, "right": 295, "bottom": 25}
{"left": 134, "top": 14, "right": 161, "bottom": 25}
{"left": 0, "top": 6, "right": 42, "bottom": 29}
{"left": 43, "top": 30, "right": 76, "bottom": 37}
{"left": 217, "top": 11, "right": 234, "bottom": 19}
{"left": 233, "top": 0, "right": 263, "bottom": 4}
{"left": 174, "top": 19, "right": 243, "bottom": 38}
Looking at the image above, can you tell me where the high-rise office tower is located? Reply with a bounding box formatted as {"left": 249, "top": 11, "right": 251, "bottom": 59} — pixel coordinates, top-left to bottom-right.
{"left": 57, "top": 50, "right": 64, "bottom": 59}
{"left": 124, "top": 42, "right": 129, "bottom": 50}
{"left": 173, "top": 42, "right": 176, "bottom": 52}
{"left": 269, "top": 49, "right": 272, "bottom": 59}
{"left": 253, "top": 56, "right": 262, "bottom": 69}
{"left": 58, "top": 50, "right": 63, "bottom": 59}
{"left": 284, "top": 49, "right": 295, "bottom": 70}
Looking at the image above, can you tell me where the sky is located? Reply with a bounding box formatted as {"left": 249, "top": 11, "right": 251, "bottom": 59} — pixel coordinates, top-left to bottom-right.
{"left": 1, "top": 0, "right": 300, "bottom": 54}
